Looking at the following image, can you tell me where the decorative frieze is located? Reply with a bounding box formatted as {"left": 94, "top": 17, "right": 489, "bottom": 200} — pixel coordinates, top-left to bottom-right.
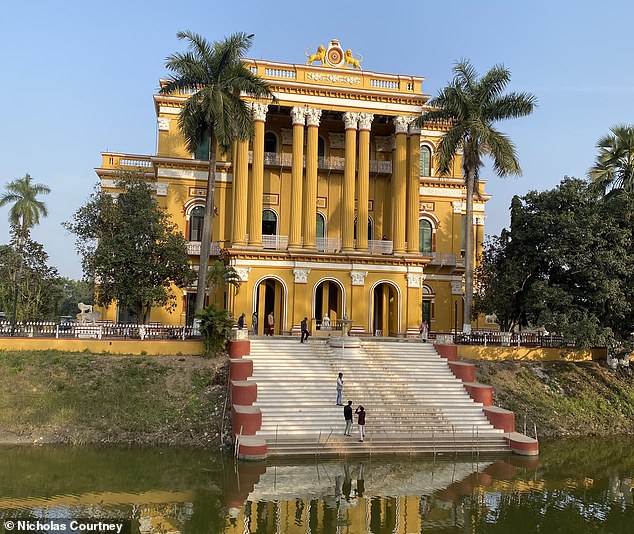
{"left": 350, "top": 270, "right": 368, "bottom": 286}
{"left": 393, "top": 116, "right": 411, "bottom": 135}
{"left": 375, "top": 135, "right": 395, "bottom": 152}
{"left": 305, "top": 107, "right": 322, "bottom": 127}
{"left": 451, "top": 281, "right": 464, "bottom": 295}
{"left": 293, "top": 268, "right": 310, "bottom": 284}
{"left": 357, "top": 112, "right": 374, "bottom": 131}
{"left": 251, "top": 102, "right": 269, "bottom": 122}
{"left": 281, "top": 128, "right": 293, "bottom": 145}
{"left": 328, "top": 132, "right": 345, "bottom": 149}
{"left": 235, "top": 267, "right": 251, "bottom": 282}
{"left": 406, "top": 273, "right": 423, "bottom": 288}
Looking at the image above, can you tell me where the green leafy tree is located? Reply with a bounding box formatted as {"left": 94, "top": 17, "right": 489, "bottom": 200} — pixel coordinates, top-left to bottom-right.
{"left": 0, "top": 173, "right": 51, "bottom": 329}
{"left": 477, "top": 178, "right": 633, "bottom": 347}
{"left": 588, "top": 125, "right": 634, "bottom": 195}
{"left": 196, "top": 304, "right": 234, "bottom": 357}
{"left": 160, "top": 31, "right": 273, "bottom": 314}
{"left": 416, "top": 60, "right": 536, "bottom": 332}
{"left": 65, "top": 174, "right": 195, "bottom": 323}
{"left": 0, "top": 227, "right": 63, "bottom": 321}
{"left": 206, "top": 260, "right": 241, "bottom": 295}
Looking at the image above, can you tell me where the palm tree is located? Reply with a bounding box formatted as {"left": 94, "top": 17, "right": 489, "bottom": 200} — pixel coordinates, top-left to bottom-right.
{"left": 0, "top": 173, "right": 51, "bottom": 330}
{"left": 416, "top": 60, "right": 536, "bottom": 333}
{"left": 0, "top": 173, "right": 50, "bottom": 241}
{"left": 160, "top": 31, "right": 273, "bottom": 313}
{"left": 588, "top": 125, "right": 634, "bottom": 195}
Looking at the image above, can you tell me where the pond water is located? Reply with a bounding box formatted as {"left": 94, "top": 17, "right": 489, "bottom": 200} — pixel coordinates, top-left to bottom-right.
{"left": 0, "top": 438, "right": 632, "bottom": 533}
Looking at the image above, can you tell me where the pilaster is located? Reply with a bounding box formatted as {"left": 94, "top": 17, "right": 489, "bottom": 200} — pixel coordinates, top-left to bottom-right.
{"left": 407, "top": 123, "right": 421, "bottom": 253}
{"left": 232, "top": 138, "right": 249, "bottom": 246}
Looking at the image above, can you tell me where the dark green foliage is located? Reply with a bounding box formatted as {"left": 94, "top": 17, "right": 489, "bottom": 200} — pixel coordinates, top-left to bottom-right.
{"left": 196, "top": 304, "right": 233, "bottom": 358}
{"left": 65, "top": 174, "right": 195, "bottom": 323}
{"left": 475, "top": 177, "right": 634, "bottom": 347}
{"left": 0, "top": 227, "right": 63, "bottom": 321}
{"left": 58, "top": 278, "right": 94, "bottom": 317}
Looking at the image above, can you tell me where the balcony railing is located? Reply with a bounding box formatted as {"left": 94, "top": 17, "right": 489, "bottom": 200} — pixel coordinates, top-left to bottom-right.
{"left": 368, "top": 239, "right": 393, "bottom": 254}
{"left": 187, "top": 241, "right": 221, "bottom": 256}
{"left": 262, "top": 235, "right": 288, "bottom": 250}
{"left": 247, "top": 152, "right": 392, "bottom": 174}
{"left": 316, "top": 237, "right": 342, "bottom": 253}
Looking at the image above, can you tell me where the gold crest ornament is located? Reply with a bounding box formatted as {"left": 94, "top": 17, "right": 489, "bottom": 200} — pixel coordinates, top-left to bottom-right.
{"left": 305, "top": 40, "right": 364, "bottom": 70}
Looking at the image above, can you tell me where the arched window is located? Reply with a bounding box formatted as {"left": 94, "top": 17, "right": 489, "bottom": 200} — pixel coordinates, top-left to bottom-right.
{"left": 262, "top": 209, "right": 277, "bottom": 236}
{"left": 264, "top": 132, "right": 278, "bottom": 153}
{"left": 316, "top": 213, "right": 325, "bottom": 238}
{"left": 419, "top": 219, "right": 433, "bottom": 254}
{"left": 189, "top": 206, "right": 205, "bottom": 241}
{"left": 354, "top": 217, "right": 373, "bottom": 240}
{"left": 318, "top": 136, "right": 325, "bottom": 158}
{"left": 420, "top": 145, "right": 431, "bottom": 177}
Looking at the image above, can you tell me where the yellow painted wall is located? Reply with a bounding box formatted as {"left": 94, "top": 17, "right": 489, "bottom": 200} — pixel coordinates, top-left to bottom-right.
{"left": 0, "top": 338, "right": 204, "bottom": 355}
{"left": 457, "top": 345, "right": 606, "bottom": 362}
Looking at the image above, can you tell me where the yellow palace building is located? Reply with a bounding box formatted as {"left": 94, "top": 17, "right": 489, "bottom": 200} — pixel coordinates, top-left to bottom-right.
{"left": 95, "top": 39, "right": 489, "bottom": 335}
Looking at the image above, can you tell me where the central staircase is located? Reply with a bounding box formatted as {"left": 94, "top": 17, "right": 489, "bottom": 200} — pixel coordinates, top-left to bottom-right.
{"left": 246, "top": 337, "right": 509, "bottom": 457}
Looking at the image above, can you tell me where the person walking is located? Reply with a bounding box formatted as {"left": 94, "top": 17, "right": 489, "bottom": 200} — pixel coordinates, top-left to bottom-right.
{"left": 343, "top": 400, "right": 353, "bottom": 436}
{"left": 355, "top": 405, "right": 366, "bottom": 442}
{"left": 251, "top": 311, "right": 258, "bottom": 335}
{"left": 419, "top": 319, "right": 429, "bottom": 342}
{"left": 336, "top": 372, "right": 344, "bottom": 406}
{"left": 237, "top": 313, "right": 245, "bottom": 330}
{"left": 267, "top": 311, "right": 274, "bottom": 336}
{"left": 300, "top": 317, "right": 310, "bottom": 343}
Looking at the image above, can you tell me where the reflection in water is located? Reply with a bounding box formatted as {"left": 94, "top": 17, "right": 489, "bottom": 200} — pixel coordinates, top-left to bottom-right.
{"left": 0, "top": 439, "right": 632, "bottom": 533}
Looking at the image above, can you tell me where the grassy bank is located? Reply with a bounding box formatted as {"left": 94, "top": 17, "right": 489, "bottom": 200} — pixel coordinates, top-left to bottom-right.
{"left": 0, "top": 350, "right": 230, "bottom": 447}
{"left": 475, "top": 360, "right": 634, "bottom": 437}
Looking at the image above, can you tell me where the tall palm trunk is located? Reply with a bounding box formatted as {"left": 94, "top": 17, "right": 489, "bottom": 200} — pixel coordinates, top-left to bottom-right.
{"left": 463, "top": 167, "right": 476, "bottom": 333}
{"left": 195, "top": 133, "right": 218, "bottom": 313}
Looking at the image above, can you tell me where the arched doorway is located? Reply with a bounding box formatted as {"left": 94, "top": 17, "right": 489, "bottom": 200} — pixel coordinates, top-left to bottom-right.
{"left": 371, "top": 282, "right": 400, "bottom": 336}
{"left": 314, "top": 278, "right": 344, "bottom": 330}
{"left": 253, "top": 276, "right": 286, "bottom": 335}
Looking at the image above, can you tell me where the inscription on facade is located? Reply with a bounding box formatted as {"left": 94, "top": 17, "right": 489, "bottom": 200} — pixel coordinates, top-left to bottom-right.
{"left": 190, "top": 187, "right": 206, "bottom": 197}
{"left": 306, "top": 72, "right": 361, "bottom": 85}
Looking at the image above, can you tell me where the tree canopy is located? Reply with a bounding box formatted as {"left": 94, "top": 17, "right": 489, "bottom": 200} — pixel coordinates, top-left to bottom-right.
{"left": 65, "top": 175, "right": 195, "bottom": 323}
{"left": 0, "top": 173, "right": 50, "bottom": 241}
{"left": 475, "top": 177, "right": 633, "bottom": 347}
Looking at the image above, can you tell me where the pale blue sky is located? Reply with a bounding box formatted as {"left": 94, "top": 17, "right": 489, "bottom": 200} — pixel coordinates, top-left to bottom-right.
{"left": 1, "top": 0, "right": 632, "bottom": 279}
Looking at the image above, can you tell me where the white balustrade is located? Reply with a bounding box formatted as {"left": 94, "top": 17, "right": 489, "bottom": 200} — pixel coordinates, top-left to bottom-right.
{"left": 262, "top": 235, "right": 288, "bottom": 250}
{"left": 316, "top": 237, "right": 342, "bottom": 253}
{"left": 186, "top": 241, "right": 221, "bottom": 256}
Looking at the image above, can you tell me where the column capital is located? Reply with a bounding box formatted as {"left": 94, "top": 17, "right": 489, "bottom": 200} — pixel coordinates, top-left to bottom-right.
{"left": 393, "top": 116, "right": 411, "bottom": 134}
{"left": 251, "top": 102, "right": 269, "bottom": 122}
{"left": 342, "top": 111, "right": 360, "bottom": 130}
{"left": 291, "top": 106, "right": 306, "bottom": 126}
{"left": 409, "top": 123, "right": 421, "bottom": 135}
{"left": 358, "top": 112, "right": 374, "bottom": 131}
{"left": 305, "top": 107, "right": 322, "bottom": 127}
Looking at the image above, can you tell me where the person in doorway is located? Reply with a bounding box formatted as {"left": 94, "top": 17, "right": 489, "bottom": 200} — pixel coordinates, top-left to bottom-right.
{"left": 419, "top": 319, "right": 429, "bottom": 342}
{"left": 343, "top": 400, "right": 353, "bottom": 436}
{"left": 267, "top": 311, "right": 274, "bottom": 336}
{"left": 237, "top": 313, "right": 245, "bottom": 330}
{"left": 355, "top": 405, "right": 366, "bottom": 442}
{"left": 300, "top": 317, "right": 310, "bottom": 343}
{"left": 251, "top": 311, "right": 258, "bottom": 335}
{"left": 336, "top": 372, "right": 344, "bottom": 406}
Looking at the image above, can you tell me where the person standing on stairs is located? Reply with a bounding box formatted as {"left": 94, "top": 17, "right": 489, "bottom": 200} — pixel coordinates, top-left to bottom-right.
{"left": 336, "top": 372, "right": 344, "bottom": 406}
{"left": 300, "top": 317, "right": 310, "bottom": 343}
{"left": 355, "top": 405, "right": 366, "bottom": 442}
{"left": 343, "top": 400, "right": 353, "bottom": 435}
